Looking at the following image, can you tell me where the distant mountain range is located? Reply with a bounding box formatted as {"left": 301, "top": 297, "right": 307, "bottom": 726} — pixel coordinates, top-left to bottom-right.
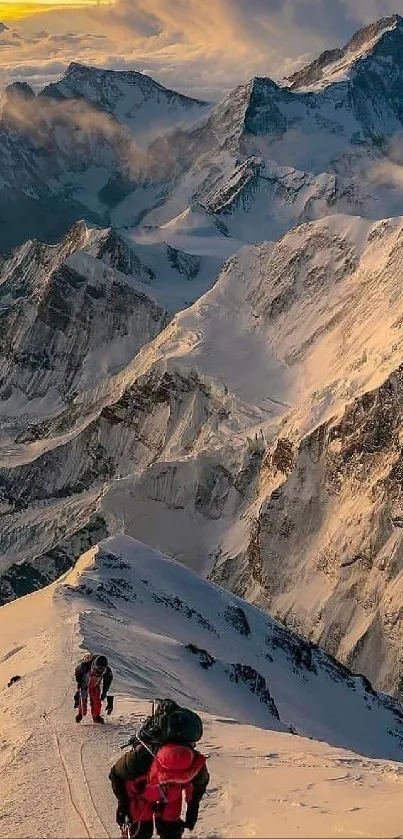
{"left": 3, "top": 15, "right": 403, "bottom": 705}
{"left": 2, "top": 16, "right": 403, "bottom": 253}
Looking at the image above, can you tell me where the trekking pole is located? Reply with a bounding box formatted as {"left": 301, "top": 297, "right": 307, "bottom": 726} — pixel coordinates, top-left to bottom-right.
{"left": 79, "top": 687, "right": 84, "bottom": 721}
{"left": 131, "top": 731, "right": 157, "bottom": 758}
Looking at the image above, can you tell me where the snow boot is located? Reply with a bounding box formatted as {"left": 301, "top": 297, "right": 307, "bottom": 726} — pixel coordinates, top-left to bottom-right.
{"left": 75, "top": 713, "right": 83, "bottom": 723}
{"left": 93, "top": 715, "right": 105, "bottom": 724}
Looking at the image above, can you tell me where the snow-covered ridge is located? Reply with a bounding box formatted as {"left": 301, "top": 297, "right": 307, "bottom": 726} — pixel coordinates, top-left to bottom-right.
{"left": 1, "top": 16, "right": 403, "bottom": 255}
{"left": 286, "top": 13, "right": 403, "bottom": 90}
{"left": 3, "top": 534, "right": 403, "bottom": 838}
{"left": 63, "top": 535, "right": 403, "bottom": 758}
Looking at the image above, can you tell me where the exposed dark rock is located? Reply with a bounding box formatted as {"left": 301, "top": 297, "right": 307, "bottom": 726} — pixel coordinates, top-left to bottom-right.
{"left": 151, "top": 590, "right": 219, "bottom": 636}
{"left": 195, "top": 464, "right": 233, "bottom": 520}
{"left": 186, "top": 643, "right": 216, "bottom": 669}
{"left": 227, "top": 663, "right": 280, "bottom": 719}
{"left": 268, "top": 626, "right": 317, "bottom": 676}
{"left": 223, "top": 605, "right": 251, "bottom": 636}
{"left": 166, "top": 246, "right": 200, "bottom": 279}
{"left": 270, "top": 438, "right": 295, "bottom": 475}
{"left": 7, "top": 675, "right": 21, "bottom": 687}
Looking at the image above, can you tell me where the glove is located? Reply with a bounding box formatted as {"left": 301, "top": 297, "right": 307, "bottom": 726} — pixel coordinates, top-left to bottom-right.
{"left": 73, "top": 691, "right": 80, "bottom": 709}
{"left": 184, "top": 800, "right": 200, "bottom": 831}
{"left": 116, "top": 802, "right": 129, "bottom": 826}
{"left": 101, "top": 690, "right": 107, "bottom": 701}
{"left": 106, "top": 695, "right": 114, "bottom": 715}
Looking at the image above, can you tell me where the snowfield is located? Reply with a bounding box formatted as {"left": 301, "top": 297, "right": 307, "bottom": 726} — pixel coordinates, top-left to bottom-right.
{"left": 2, "top": 535, "right": 403, "bottom": 838}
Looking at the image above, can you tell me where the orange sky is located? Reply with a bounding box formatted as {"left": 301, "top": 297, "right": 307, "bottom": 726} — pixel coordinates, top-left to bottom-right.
{"left": 0, "top": 0, "right": 110, "bottom": 21}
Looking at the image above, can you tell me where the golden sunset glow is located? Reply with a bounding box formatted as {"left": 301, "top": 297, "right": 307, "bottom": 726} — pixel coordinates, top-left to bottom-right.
{"left": 0, "top": 0, "right": 110, "bottom": 21}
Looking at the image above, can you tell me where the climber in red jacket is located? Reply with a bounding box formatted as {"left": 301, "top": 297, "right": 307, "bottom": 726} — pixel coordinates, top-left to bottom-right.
{"left": 109, "top": 741, "right": 209, "bottom": 839}
{"left": 74, "top": 653, "right": 113, "bottom": 724}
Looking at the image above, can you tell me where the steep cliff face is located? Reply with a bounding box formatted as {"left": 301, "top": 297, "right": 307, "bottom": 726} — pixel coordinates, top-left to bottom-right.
{"left": 201, "top": 214, "right": 403, "bottom": 698}
{"left": 0, "top": 223, "right": 168, "bottom": 411}
{"left": 221, "top": 366, "right": 403, "bottom": 698}
{"left": 0, "top": 358, "right": 248, "bottom": 599}
{"left": 0, "top": 222, "right": 172, "bottom": 596}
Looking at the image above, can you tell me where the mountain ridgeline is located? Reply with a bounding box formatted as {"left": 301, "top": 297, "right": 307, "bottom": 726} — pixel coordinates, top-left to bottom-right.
{"left": 3, "top": 15, "right": 403, "bottom": 705}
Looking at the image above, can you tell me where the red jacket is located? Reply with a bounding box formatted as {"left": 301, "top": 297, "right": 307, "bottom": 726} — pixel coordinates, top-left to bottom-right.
{"left": 125, "top": 744, "right": 207, "bottom": 823}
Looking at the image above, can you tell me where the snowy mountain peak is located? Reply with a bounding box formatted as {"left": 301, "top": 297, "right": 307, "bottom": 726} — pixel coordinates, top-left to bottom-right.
{"left": 347, "top": 13, "right": 403, "bottom": 51}
{"left": 3, "top": 81, "right": 35, "bottom": 104}
{"left": 286, "top": 13, "right": 403, "bottom": 90}
{"left": 58, "top": 61, "right": 210, "bottom": 107}
{"left": 62, "top": 61, "right": 170, "bottom": 94}
{"left": 40, "top": 62, "right": 210, "bottom": 140}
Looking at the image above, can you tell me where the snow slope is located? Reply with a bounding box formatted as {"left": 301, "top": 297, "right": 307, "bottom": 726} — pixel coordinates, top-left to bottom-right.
{"left": 6, "top": 11, "right": 403, "bottom": 715}
{"left": 2, "top": 534, "right": 403, "bottom": 838}
{"left": 114, "top": 227, "right": 227, "bottom": 312}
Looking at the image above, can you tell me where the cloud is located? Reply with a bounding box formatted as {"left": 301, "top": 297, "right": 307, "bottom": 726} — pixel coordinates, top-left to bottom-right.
{"left": 0, "top": 24, "right": 112, "bottom": 91}
{"left": 1, "top": 84, "right": 154, "bottom": 180}
{"left": 370, "top": 158, "right": 403, "bottom": 189}
{"left": 103, "top": 0, "right": 403, "bottom": 58}
{"left": 368, "top": 133, "right": 403, "bottom": 190}
{"left": 1, "top": 0, "right": 403, "bottom": 102}
{"left": 90, "top": 0, "right": 403, "bottom": 96}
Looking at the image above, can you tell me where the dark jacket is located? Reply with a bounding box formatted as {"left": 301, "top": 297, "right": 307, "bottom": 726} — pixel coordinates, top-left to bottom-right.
{"left": 75, "top": 654, "right": 113, "bottom": 698}
{"left": 109, "top": 743, "right": 209, "bottom": 808}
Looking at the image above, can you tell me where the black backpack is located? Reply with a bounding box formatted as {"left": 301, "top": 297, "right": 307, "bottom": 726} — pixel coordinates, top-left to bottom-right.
{"left": 137, "top": 699, "right": 203, "bottom": 747}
